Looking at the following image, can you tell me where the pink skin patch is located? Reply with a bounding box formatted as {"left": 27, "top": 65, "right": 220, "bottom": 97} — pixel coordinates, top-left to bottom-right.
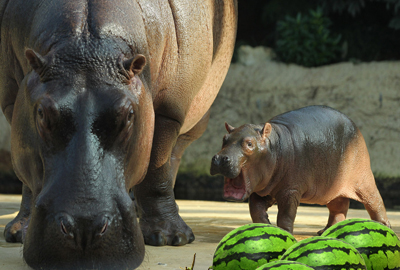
{"left": 223, "top": 170, "right": 249, "bottom": 201}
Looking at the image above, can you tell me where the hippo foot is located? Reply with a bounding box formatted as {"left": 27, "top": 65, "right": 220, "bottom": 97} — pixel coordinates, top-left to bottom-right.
{"left": 4, "top": 216, "right": 29, "bottom": 243}
{"left": 140, "top": 216, "right": 195, "bottom": 246}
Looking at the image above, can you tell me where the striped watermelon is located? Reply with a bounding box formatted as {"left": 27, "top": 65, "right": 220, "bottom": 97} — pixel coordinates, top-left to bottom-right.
{"left": 321, "top": 218, "right": 400, "bottom": 270}
{"left": 212, "top": 223, "right": 297, "bottom": 270}
{"left": 255, "top": 260, "right": 313, "bottom": 270}
{"left": 280, "top": 236, "right": 367, "bottom": 269}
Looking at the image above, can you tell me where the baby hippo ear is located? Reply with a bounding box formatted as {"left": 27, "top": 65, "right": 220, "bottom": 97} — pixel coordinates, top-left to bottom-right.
{"left": 25, "top": 49, "right": 47, "bottom": 73}
{"left": 261, "top": 123, "right": 272, "bottom": 140}
{"left": 225, "top": 122, "right": 235, "bottom": 133}
{"left": 123, "top": 54, "right": 146, "bottom": 77}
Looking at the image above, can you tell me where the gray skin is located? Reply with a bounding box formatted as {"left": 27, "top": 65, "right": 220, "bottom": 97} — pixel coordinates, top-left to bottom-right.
{"left": 210, "top": 105, "right": 391, "bottom": 235}
{"left": 0, "top": 0, "right": 237, "bottom": 269}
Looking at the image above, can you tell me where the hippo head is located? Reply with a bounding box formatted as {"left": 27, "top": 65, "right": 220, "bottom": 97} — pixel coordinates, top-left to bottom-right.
{"left": 210, "top": 122, "right": 275, "bottom": 201}
{"left": 9, "top": 42, "right": 154, "bottom": 269}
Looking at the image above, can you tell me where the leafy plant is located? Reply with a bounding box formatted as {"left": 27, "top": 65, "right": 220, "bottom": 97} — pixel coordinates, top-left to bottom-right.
{"left": 318, "top": 0, "right": 400, "bottom": 29}
{"left": 318, "top": 0, "right": 366, "bottom": 16}
{"left": 275, "top": 8, "right": 342, "bottom": 67}
{"left": 379, "top": 0, "right": 400, "bottom": 29}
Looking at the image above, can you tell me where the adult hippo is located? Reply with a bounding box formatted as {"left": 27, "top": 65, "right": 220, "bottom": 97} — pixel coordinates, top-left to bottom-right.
{"left": 0, "top": 0, "right": 237, "bottom": 269}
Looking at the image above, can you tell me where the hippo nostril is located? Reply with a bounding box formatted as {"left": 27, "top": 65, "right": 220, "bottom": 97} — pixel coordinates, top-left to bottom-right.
{"left": 95, "top": 214, "right": 112, "bottom": 238}
{"left": 222, "top": 156, "right": 230, "bottom": 164}
{"left": 212, "top": 155, "right": 220, "bottom": 166}
{"left": 99, "top": 220, "right": 108, "bottom": 236}
{"left": 60, "top": 220, "right": 68, "bottom": 235}
{"left": 57, "top": 213, "right": 75, "bottom": 239}
{"left": 59, "top": 220, "right": 74, "bottom": 239}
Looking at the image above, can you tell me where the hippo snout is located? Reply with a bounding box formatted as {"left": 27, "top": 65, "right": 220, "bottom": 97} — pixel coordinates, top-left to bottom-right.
{"left": 22, "top": 193, "right": 145, "bottom": 270}
{"left": 211, "top": 154, "right": 230, "bottom": 170}
{"left": 56, "top": 212, "right": 112, "bottom": 244}
{"left": 27, "top": 207, "right": 117, "bottom": 250}
{"left": 210, "top": 154, "right": 240, "bottom": 178}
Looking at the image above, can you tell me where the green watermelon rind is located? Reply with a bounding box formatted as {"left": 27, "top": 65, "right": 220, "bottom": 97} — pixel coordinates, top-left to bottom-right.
{"left": 212, "top": 223, "right": 297, "bottom": 270}
{"left": 255, "top": 260, "right": 314, "bottom": 270}
{"left": 280, "top": 236, "right": 367, "bottom": 270}
{"left": 321, "top": 218, "right": 400, "bottom": 270}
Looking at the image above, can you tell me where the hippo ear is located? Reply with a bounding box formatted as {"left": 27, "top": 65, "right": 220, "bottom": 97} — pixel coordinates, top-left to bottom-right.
{"left": 261, "top": 123, "right": 272, "bottom": 140}
{"left": 225, "top": 122, "right": 235, "bottom": 133}
{"left": 123, "top": 54, "right": 146, "bottom": 76}
{"left": 25, "top": 49, "right": 47, "bottom": 73}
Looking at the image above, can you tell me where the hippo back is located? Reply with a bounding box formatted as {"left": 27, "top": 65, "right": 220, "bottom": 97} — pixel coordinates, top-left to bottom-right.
{"left": 268, "top": 105, "right": 360, "bottom": 191}
{"left": 0, "top": 0, "right": 237, "bottom": 131}
{"left": 269, "top": 105, "right": 358, "bottom": 155}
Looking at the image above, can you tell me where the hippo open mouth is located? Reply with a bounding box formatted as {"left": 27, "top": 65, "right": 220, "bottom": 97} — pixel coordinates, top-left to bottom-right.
{"left": 223, "top": 170, "right": 249, "bottom": 201}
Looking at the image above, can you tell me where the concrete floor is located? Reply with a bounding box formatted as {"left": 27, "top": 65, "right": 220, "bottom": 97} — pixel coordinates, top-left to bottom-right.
{"left": 1, "top": 194, "right": 399, "bottom": 270}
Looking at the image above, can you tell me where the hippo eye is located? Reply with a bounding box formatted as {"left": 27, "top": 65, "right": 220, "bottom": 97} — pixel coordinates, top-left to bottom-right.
{"left": 243, "top": 139, "right": 255, "bottom": 151}
{"left": 127, "top": 108, "right": 134, "bottom": 123}
{"left": 37, "top": 106, "right": 44, "bottom": 119}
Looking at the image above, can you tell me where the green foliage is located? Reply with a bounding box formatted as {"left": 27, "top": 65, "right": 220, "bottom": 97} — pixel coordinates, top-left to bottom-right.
{"left": 381, "top": 0, "right": 400, "bottom": 29}
{"left": 389, "top": 14, "right": 400, "bottom": 29}
{"left": 319, "top": 0, "right": 400, "bottom": 29}
{"left": 275, "top": 8, "right": 342, "bottom": 67}
{"left": 261, "top": 0, "right": 316, "bottom": 26}
{"left": 318, "top": 0, "right": 366, "bottom": 16}
{"left": 237, "top": 0, "right": 400, "bottom": 62}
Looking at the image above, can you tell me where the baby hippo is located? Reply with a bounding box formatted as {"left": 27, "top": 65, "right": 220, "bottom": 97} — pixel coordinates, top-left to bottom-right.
{"left": 210, "top": 105, "right": 391, "bottom": 234}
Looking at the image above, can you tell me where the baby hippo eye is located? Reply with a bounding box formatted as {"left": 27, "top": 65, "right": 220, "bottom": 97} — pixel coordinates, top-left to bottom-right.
{"left": 127, "top": 108, "right": 134, "bottom": 122}
{"left": 243, "top": 139, "right": 255, "bottom": 151}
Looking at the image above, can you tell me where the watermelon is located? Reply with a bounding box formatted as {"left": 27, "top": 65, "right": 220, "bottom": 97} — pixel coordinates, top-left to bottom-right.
{"left": 280, "top": 236, "right": 367, "bottom": 269}
{"left": 321, "top": 218, "right": 400, "bottom": 270}
{"left": 212, "top": 223, "right": 297, "bottom": 270}
{"left": 255, "top": 260, "right": 313, "bottom": 270}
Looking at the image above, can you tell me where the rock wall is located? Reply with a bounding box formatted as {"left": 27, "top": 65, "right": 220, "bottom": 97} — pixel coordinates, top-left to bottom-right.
{"left": 177, "top": 46, "right": 400, "bottom": 207}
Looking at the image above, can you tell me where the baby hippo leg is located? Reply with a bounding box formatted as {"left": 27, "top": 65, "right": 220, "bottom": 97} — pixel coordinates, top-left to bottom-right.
{"left": 356, "top": 179, "right": 391, "bottom": 228}
{"left": 249, "top": 193, "right": 276, "bottom": 224}
{"left": 276, "top": 191, "right": 301, "bottom": 233}
{"left": 317, "top": 197, "right": 350, "bottom": 235}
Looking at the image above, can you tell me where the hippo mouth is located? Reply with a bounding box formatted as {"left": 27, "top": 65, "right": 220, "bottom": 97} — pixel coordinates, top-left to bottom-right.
{"left": 223, "top": 170, "right": 250, "bottom": 201}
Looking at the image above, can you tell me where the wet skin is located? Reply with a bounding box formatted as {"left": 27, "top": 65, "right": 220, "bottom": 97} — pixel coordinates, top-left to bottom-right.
{"left": 211, "top": 105, "right": 391, "bottom": 234}
{"left": 0, "top": 0, "right": 237, "bottom": 269}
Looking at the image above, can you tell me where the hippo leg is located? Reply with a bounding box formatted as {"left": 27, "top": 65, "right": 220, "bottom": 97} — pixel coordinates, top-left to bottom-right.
{"left": 134, "top": 111, "right": 210, "bottom": 246}
{"left": 356, "top": 181, "right": 391, "bottom": 228}
{"left": 249, "top": 193, "right": 275, "bottom": 224}
{"left": 276, "top": 190, "right": 301, "bottom": 233}
{"left": 317, "top": 197, "right": 350, "bottom": 235}
{"left": 4, "top": 184, "right": 32, "bottom": 243}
